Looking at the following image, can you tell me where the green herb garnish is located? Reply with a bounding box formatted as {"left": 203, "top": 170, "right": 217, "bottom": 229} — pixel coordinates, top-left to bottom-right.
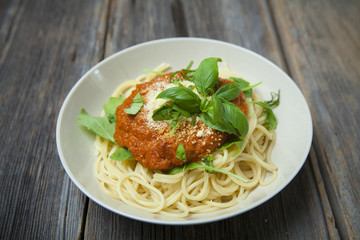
{"left": 103, "top": 96, "right": 125, "bottom": 123}
{"left": 156, "top": 87, "right": 201, "bottom": 113}
{"left": 77, "top": 108, "right": 116, "bottom": 143}
{"left": 110, "top": 147, "right": 134, "bottom": 161}
{"left": 194, "top": 57, "right": 222, "bottom": 96}
{"left": 249, "top": 90, "right": 280, "bottom": 130}
{"left": 124, "top": 93, "right": 144, "bottom": 115}
{"left": 167, "top": 162, "right": 248, "bottom": 182}
{"left": 176, "top": 143, "right": 187, "bottom": 162}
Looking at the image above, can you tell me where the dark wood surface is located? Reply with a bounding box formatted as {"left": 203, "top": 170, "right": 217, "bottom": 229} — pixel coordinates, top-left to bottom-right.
{"left": 1, "top": 0, "right": 359, "bottom": 239}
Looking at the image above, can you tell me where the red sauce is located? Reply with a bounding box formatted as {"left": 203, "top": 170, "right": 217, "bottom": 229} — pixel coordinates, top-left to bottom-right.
{"left": 113, "top": 73, "right": 248, "bottom": 170}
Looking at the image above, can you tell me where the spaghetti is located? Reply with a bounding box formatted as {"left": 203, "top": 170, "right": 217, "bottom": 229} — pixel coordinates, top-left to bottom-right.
{"left": 94, "top": 63, "right": 278, "bottom": 217}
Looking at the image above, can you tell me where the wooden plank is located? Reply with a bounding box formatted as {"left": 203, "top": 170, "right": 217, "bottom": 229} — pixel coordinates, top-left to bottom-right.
{"left": 83, "top": 0, "right": 330, "bottom": 239}
{"left": 270, "top": 0, "right": 360, "bottom": 238}
{"left": 103, "top": 0, "right": 177, "bottom": 58}
{"left": 0, "top": 0, "right": 108, "bottom": 238}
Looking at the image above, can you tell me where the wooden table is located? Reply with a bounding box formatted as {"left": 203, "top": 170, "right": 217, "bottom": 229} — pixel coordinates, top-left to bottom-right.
{"left": 1, "top": 0, "right": 359, "bottom": 239}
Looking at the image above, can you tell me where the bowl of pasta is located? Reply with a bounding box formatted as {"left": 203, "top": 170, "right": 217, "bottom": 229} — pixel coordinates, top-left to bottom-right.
{"left": 56, "top": 37, "right": 313, "bottom": 224}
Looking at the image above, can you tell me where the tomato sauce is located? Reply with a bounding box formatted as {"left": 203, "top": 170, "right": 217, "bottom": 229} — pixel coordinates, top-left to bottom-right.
{"left": 113, "top": 74, "right": 248, "bottom": 170}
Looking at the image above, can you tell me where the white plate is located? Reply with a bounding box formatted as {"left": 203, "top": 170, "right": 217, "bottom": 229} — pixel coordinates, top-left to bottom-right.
{"left": 56, "top": 38, "right": 313, "bottom": 225}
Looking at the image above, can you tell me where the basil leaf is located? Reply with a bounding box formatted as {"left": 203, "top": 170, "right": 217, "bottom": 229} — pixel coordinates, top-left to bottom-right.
{"left": 77, "top": 108, "right": 116, "bottom": 143}
{"left": 200, "top": 95, "right": 223, "bottom": 123}
{"left": 110, "top": 147, "right": 134, "bottom": 161}
{"left": 156, "top": 87, "right": 201, "bottom": 113}
{"left": 170, "top": 71, "right": 180, "bottom": 82}
{"left": 215, "top": 83, "right": 242, "bottom": 101}
{"left": 201, "top": 101, "right": 248, "bottom": 137}
{"left": 250, "top": 90, "right": 280, "bottom": 130}
{"left": 124, "top": 93, "right": 144, "bottom": 115}
{"left": 229, "top": 77, "right": 252, "bottom": 97}
{"left": 194, "top": 57, "right": 222, "bottom": 96}
{"left": 167, "top": 162, "right": 248, "bottom": 182}
{"left": 172, "top": 104, "right": 191, "bottom": 117}
{"left": 218, "top": 137, "right": 244, "bottom": 150}
{"left": 222, "top": 101, "right": 249, "bottom": 137}
{"left": 176, "top": 143, "right": 187, "bottom": 162}
{"left": 152, "top": 103, "right": 174, "bottom": 121}
{"left": 103, "top": 96, "right": 125, "bottom": 123}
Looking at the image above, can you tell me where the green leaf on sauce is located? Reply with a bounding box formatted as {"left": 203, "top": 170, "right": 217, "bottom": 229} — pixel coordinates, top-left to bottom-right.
{"left": 229, "top": 77, "right": 253, "bottom": 97}
{"left": 201, "top": 100, "right": 248, "bottom": 137}
{"left": 176, "top": 143, "right": 187, "bottom": 162}
{"left": 194, "top": 57, "right": 222, "bottom": 96}
{"left": 77, "top": 108, "right": 116, "bottom": 143}
{"left": 167, "top": 162, "right": 248, "bottom": 183}
{"left": 110, "top": 147, "right": 134, "bottom": 161}
{"left": 103, "top": 96, "right": 125, "bottom": 123}
{"left": 215, "top": 83, "right": 242, "bottom": 102}
{"left": 156, "top": 87, "right": 201, "bottom": 113}
{"left": 124, "top": 93, "right": 144, "bottom": 115}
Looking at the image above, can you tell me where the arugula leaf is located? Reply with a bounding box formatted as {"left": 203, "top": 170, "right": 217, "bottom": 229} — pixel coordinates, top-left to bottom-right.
{"left": 77, "top": 108, "right": 116, "bottom": 143}
{"left": 110, "top": 147, "right": 134, "bottom": 161}
{"left": 124, "top": 93, "right": 144, "bottom": 115}
{"left": 194, "top": 58, "right": 222, "bottom": 96}
{"left": 202, "top": 154, "right": 215, "bottom": 173}
{"left": 229, "top": 77, "right": 253, "bottom": 97}
{"left": 265, "top": 90, "right": 280, "bottom": 108}
{"left": 250, "top": 90, "right": 280, "bottom": 130}
{"left": 103, "top": 96, "right": 125, "bottom": 123}
{"left": 156, "top": 87, "right": 201, "bottom": 113}
{"left": 252, "top": 102, "right": 277, "bottom": 130}
{"left": 176, "top": 143, "right": 187, "bottom": 162}
{"left": 185, "top": 60, "right": 194, "bottom": 70}
{"left": 215, "top": 83, "right": 242, "bottom": 101}
{"left": 166, "top": 162, "right": 248, "bottom": 182}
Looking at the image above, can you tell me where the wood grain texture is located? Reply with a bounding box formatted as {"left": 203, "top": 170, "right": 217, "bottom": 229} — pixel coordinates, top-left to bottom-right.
{"left": 270, "top": 0, "right": 360, "bottom": 238}
{"left": 1, "top": 0, "right": 359, "bottom": 239}
{"left": 0, "top": 0, "right": 108, "bottom": 238}
{"left": 82, "top": 0, "right": 329, "bottom": 239}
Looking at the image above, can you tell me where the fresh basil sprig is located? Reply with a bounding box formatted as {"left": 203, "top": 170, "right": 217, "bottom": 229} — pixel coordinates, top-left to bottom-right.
{"left": 156, "top": 87, "right": 201, "bottom": 113}
{"left": 215, "top": 83, "right": 242, "bottom": 102}
{"left": 154, "top": 57, "right": 249, "bottom": 138}
{"left": 201, "top": 100, "right": 248, "bottom": 137}
{"left": 124, "top": 93, "right": 144, "bottom": 115}
{"left": 194, "top": 57, "right": 222, "bottom": 96}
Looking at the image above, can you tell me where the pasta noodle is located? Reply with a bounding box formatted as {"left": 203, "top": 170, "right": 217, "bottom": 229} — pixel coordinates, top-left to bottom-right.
{"left": 94, "top": 63, "right": 277, "bottom": 217}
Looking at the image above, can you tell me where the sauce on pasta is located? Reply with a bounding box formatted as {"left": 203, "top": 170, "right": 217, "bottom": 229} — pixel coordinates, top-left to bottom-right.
{"left": 113, "top": 72, "right": 248, "bottom": 170}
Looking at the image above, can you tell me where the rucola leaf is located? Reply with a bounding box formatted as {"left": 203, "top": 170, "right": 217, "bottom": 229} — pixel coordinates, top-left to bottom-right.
{"left": 77, "top": 108, "right": 116, "bottom": 143}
